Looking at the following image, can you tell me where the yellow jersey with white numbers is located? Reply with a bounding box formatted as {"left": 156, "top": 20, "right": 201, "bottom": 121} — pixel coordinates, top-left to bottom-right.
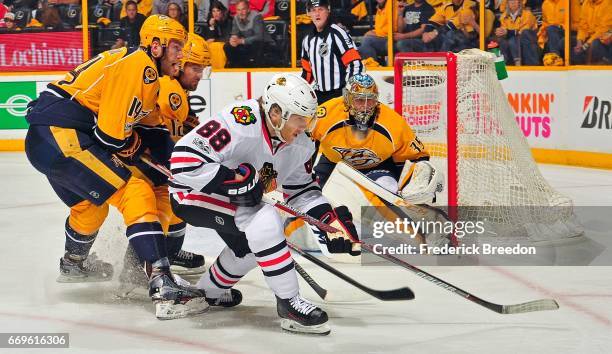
{"left": 311, "top": 97, "right": 429, "bottom": 170}
{"left": 49, "top": 47, "right": 160, "bottom": 150}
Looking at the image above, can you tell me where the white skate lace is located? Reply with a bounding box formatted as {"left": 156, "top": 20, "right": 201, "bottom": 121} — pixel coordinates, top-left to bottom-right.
{"left": 177, "top": 250, "right": 194, "bottom": 260}
{"left": 289, "top": 295, "right": 316, "bottom": 315}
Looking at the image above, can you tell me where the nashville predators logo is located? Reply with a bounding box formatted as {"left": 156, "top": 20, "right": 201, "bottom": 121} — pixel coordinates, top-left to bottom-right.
{"left": 143, "top": 66, "right": 158, "bottom": 84}
{"left": 316, "top": 106, "right": 327, "bottom": 118}
{"left": 332, "top": 147, "right": 382, "bottom": 168}
{"left": 231, "top": 105, "right": 256, "bottom": 125}
{"left": 169, "top": 93, "right": 182, "bottom": 111}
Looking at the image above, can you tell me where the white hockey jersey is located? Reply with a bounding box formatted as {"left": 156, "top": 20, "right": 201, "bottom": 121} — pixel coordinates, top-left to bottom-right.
{"left": 169, "top": 99, "right": 327, "bottom": 222}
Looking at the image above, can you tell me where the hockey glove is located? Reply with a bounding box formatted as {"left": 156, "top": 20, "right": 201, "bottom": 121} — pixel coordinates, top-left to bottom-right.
{"left": 116, "top": 130, "right": 146, "bottom": 163}
{"left": 134, "top": 125, "right": 174, "bottom": 167}
{"left": 219, "top": 163, "right": 264, "bottom": 207}
{"left": 400, "top": 161, "right": 444, "bottom": 204}
{"left": 308, "top": 204, "right": 361, "bottom": 256}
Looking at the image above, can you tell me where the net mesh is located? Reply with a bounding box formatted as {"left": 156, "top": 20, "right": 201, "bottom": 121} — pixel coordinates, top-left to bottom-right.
{"left": 397, "top": 50, "right": 582, "bottom": 243}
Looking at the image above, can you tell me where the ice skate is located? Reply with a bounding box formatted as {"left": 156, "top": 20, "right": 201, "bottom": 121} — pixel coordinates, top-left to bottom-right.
{"left": 170, "top": 249, "right": 206, "bottom": 275}
{"left": 276, "top": 295, "right": 330, "bottom": 335}
{"left": 205, "top": 289, "right": 243, "bottom": 308}
{"left": 57, "top": 252, "right": 113, "bottom": 283}
{"left": 150, "top": 271, "right": 209, "bottom": 320}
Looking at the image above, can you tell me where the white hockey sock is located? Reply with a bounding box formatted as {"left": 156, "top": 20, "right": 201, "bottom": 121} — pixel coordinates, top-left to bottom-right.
{"left": 253, "top": 240, "right": 299, "bottom": 299}
{"left": 197, "top": 246, "right": 256, "bottom": 298}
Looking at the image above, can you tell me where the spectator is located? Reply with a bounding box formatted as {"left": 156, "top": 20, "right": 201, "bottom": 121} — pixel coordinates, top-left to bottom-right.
{"left": 357, "top": 0, "right": 391, "bottom": 64}
{"left": 494, "top": 0, "right": 539, "bottom": 65}
{"left": 2, "top": 11, "right": 19, "bottom": 30}
{"left": 423, "top": 0, "right": 479, "bottom": 52}
{"left": 120, "top": 0, "right": 153, "bottom": 17}
{"left": 204, "top": 0, "right": 233, "bottom": 42}
{"left": 395, "top": 0, "right": 435, "bottom": 53}
{"left": 113, "top": 0, "right": 146, "bottom": 50}
{"left": 38, "top": 0, "right": 63, "bottom": 29}
{"left": 539, "top": 0, "right": 566, "bottom": 66}
{"left": 152, "top": 0, "right": 183, "bottom": 15}
{"left": 224, "top": 0, "right": 272, "bottom": 67}
{"left": 574, "top": 0, "right": 611, "bottom": 64}
{"left": 166, "top": 1, "right": 187, "bottom": 28}
{"left": 301, "top": 0, "right": 363, "bottom": 104}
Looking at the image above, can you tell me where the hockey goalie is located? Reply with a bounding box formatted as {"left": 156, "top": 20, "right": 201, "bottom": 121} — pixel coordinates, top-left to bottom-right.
{"left": 286, "top": 73, "right": 450, "bottom": 253}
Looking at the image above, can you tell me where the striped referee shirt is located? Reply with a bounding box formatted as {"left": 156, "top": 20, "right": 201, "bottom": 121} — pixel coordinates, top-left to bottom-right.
{"left": 301, "top": 23, "right": 364, "bottom": 93}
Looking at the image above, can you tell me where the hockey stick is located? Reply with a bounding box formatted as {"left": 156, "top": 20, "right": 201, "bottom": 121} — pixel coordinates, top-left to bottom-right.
{"left": 293, "top": 262, "right": 328, "bottom": 300}
{"left": 287, "top": 240, "right": 415, "bottom": 301}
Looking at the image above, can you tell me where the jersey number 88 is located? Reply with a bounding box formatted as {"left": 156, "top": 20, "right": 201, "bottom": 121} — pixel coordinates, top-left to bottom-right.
{"left": 196, "top": 120, "right": 231, "bottom": 151}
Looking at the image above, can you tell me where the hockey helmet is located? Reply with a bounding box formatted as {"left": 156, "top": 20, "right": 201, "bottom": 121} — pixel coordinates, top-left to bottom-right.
{"left": 343, "top": 74, "right": 380, "bottom": 131}
{"left": 181, "top": 33, "right": 211, "bottom": 67}
{"left": 262, "top": 74, "right": 318, "bottom": 142}
{"left": 140, "top": 14, "right": 187, "bottom": 48}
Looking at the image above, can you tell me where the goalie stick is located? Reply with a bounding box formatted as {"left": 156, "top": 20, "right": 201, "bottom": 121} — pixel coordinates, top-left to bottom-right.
{"left": 331, "top": 162, "right": 560, "bottom": 314}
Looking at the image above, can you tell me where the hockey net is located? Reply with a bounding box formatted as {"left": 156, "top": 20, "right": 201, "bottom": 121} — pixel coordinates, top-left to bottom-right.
{"left": 394, "top": 50, "right": 582, "bottom": 244}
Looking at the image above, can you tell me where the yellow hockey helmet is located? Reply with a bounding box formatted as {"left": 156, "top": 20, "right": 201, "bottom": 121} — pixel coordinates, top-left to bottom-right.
{"left": 181, "top": 33, "right": 211, "bottom": 67}
{"left": 343, "top": 74, "right": 379, "bottom": 131}
{"left": 140, "top": 14, "right": 187, "bottom": 48}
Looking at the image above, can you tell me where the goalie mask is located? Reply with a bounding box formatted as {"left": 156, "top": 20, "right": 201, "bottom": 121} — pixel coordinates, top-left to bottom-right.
{"left": 262, "top": 74, "right": 318, "bottom": 142}
{"left": 343, "top": 74, "right": 380, "bottom": 132}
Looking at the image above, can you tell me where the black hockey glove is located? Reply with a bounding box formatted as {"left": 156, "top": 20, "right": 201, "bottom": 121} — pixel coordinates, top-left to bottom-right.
{"left": 307, "top": 204, "right": 361, "bottom": 256}
{"left": 219, "top": 163, "right": 264, "bottom": 207}
{"left": 134, "top": 125, "right": 174, "bottom": 167}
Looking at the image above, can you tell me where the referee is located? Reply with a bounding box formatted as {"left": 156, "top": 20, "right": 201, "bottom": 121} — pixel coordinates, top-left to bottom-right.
{"left": 301, "top": 0, "right": 365, "bottom": 105}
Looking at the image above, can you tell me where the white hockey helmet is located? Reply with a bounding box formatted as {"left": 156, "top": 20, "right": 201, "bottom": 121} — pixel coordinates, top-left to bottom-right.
{"left": 262, "top": 73, "right": 318, "bottom": 141}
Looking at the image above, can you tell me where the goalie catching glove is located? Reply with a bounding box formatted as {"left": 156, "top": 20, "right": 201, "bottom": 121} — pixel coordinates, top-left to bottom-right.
{"left": 400, "top": 161, "right": 444, "bottom": 204}
{"left": 307, "top": 204, "right": 360, "bottom": 256}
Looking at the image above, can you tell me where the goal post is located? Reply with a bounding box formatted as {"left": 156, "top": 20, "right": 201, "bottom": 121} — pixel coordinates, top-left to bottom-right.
{"left": 393, "top": 49, "right": 583, "bottom": 244}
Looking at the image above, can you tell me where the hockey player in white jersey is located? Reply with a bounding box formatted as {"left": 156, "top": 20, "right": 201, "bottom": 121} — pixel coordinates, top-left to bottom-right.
{"left": 168, "top": 74, "right": 360, "bottom": 335}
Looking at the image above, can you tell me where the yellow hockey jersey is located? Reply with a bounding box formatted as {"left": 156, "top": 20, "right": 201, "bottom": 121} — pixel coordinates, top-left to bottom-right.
{"left": 311, "top": 97, "right": 429, "bottom": 170}
{"left": 159, "top": 76, "right": 190, "bottom": 142}
{"left": 49, "top": 47, "right": 160, "bottom": 150}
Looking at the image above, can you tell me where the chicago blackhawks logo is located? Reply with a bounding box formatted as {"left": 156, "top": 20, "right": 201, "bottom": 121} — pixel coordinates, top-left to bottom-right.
{"left": 332, "top": 147, "right": 381, "bottom": 168}
{"left": 231, "top": 105, "right": 256, "bottom": 125}
{"left": 169, "top": 93, "right": 182, "bottom": 111}
{"left": 143, "top": 66, "right": 157, "bottom": 84}
{"left": 259, "top": 162, "right": 278, "bottom": 193}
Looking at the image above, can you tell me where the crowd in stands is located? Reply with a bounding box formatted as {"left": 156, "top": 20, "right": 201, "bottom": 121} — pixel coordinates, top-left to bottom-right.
{"left": 0, "top": 0, "right": 609, "bottom": 66}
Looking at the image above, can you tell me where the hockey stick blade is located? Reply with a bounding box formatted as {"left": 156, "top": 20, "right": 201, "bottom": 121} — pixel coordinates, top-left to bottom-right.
{"left": 361, "top": 243, "right": 559, "bottom": 314}
{"left": 500, "top": 299, "right": 560, "bottom": 314}
{"left": 294, "top": 261, "right": 328, "bottom": 301}
{"left": 288, "top": 242, "right": 414, "bottom": 301}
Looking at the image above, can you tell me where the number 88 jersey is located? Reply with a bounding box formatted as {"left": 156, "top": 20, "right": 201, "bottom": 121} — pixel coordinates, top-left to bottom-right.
{"left": 168, "top": 99, "right": 317, "bottom": 203}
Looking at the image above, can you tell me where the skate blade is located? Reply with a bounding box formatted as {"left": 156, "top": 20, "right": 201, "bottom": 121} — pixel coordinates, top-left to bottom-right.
{"left": 155, "top": 297, "right": 210, "bottom": 320}
{"left": 170, "top": 265, "right": 207, "bottom": 275}
{"left": 280, "top": 319, "right": 331, "bottom": 335}
{"left": 56, "top": 274, "right": 112, "bottom": 283}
